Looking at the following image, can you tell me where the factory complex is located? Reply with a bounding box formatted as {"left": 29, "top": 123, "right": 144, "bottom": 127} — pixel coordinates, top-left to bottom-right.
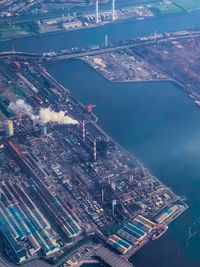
{"left": 37, "top": 0, "right": 154, "bottom": 35}
{"left": 0, "top": 52, "right": 187, "bottom": 266}
{"left": 108, "top": 214, "right": 161, "bottom": 255}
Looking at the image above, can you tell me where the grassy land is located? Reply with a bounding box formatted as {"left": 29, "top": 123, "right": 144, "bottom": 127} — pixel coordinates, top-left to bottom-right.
{"left": 148, "top": 1, "right": 183, "bottom": 15}
{"left": 0, "top": 23, "right": 37, "bottom": 41}
{"left": 172, "top": 0, "right": 200, "bottom": 11}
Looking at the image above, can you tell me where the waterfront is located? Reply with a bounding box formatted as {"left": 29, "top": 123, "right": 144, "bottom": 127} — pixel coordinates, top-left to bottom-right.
{"left": 1, "top": 8, "right": 200, "bottom": 267}
{"left": 47, "top": 60, "right": 200, "bottom": 267}
{"left": 2, "top": 9, "right": 200, "bottom": 53}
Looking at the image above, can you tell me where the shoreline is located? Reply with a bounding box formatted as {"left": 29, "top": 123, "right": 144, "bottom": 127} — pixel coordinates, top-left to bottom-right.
{"left": 79, "top": 52, "right": 200, "bottom": 111}
{"left": 0, "top": 8, "right": 188, "bottom": 43}
{"left": 43, "top": 67, "right": 189, "bottom": 267}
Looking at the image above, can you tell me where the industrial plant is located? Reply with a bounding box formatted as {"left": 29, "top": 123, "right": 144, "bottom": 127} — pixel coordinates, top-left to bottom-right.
{"left": 0, "top": 52, "right": 187, "bottom": 266}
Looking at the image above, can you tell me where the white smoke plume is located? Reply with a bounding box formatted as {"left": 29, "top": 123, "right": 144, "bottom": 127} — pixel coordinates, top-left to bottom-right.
{"left": 8, "top": 99, "right": 78, "bottom": 125}
{"left": 9, "top": 99, "right": 33, "bottom": 116}
{"left": 39, "top": 108, "right": 78, "bottom": 125}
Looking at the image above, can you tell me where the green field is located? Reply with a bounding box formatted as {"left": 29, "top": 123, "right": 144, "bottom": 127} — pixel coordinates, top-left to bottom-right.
{"left": 0, "top": 24, "right": 36, "bottom": 41}
{"left": 172, "top": 0, "right": 200, "bottom": 11}
{"left": 147, "top": 1, "right": 183, "bottom": 15}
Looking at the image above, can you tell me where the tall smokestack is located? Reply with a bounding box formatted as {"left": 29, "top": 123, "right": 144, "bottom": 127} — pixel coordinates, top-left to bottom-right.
{"left": 96, "top": 0, "right": 99, "bottom": 24}
{"left": 101, "top": 189, "right": 104, "bottom": 203}
{"left": 82, "top": 121, "right": 86, "bottom": 141}
{"left": 112, "top": 0, "right": 115, "bottom": 22}
{"left": 93, "top": 138, "right": 97, "bottom": 161}
{"left": 105, "top": 34, "right": 108, "bottom": 47}
{"left": 112, "top": 200, "right": 116, "bottom": 216}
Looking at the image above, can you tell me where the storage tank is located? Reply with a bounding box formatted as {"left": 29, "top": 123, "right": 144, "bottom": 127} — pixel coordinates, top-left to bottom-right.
{"left": 4, "top": 120, "right": 14, "bottom": 137}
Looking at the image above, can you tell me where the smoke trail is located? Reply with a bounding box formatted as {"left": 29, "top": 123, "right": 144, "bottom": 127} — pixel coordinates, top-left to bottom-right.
{"left": 39, "top": 108, "right": 78, "bottom": 125}
{"left": 8, "top": 99, "right": 33, "bottom": 116}
{"left": 8, "top": 99, "right": 78, "bottom": 125}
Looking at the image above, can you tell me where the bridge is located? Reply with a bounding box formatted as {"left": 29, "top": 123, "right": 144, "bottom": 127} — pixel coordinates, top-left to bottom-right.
{"left": 0, "top": 38, "right": 168, "bottom": 63}
{"left": 0, "top": 51, "right": 42, "bottom": 59}
{"left": 1, "top": 31, "right": 200, "bottom": 64}
{"left": 0, "top": 40, "right": 156, "bottom": 63}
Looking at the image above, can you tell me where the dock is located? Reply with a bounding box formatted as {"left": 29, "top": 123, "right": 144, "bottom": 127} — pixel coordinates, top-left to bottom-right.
{"left": 95, "top": 246, "right": 134, "bottom": 267}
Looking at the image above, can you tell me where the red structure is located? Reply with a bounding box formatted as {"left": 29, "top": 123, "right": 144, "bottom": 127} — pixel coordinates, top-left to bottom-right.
{"left": 86, "top": 104, "right": 96, "bottom": 113}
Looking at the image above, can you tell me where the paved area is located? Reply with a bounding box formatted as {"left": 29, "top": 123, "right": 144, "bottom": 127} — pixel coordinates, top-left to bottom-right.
{"left": 95, "top": 246, "right": 134, "bottom": 267}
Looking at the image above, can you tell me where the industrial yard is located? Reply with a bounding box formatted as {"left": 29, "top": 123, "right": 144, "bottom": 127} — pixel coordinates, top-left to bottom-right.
{"left": 37, "top": 1, "right": 154, "bottom": 35}
{"left": 83, "top": 49, "right": 166, "bottom": 82}
{"left": 0, "top": 51, "right": 187, "bottom": 266}
{"left": 81, "top": 29, "right": 200, "bottom": 107}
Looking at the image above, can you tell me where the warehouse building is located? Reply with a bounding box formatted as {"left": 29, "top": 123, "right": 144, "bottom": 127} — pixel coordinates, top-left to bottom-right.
{"left": 0, "top": 181, "right": 61, "bottom": 263}
{"left": 108, "top": 234, "right": 132, "bottom": 254}
{"left": 155, "top": 205, "right": 182, "bottom": 224}
{"left": 117, "top": 220, "right": 149, "bottom": 245}
{"left": 132, "top": 215, "right": 156, "bottom": 233}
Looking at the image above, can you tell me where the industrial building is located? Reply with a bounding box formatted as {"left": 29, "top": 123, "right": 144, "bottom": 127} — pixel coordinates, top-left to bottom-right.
{"left": 117, "top": 222, "right": 147, "bottom": 244}
{"left": 116, "top": 216, "right": 156, "bottom": 246}
{"left": 132, "top": 215, "right": 156, "bottom": 234}
{"left": 108, "top": 234, "right": 132, "bottom": 254}
{"left": 0, "top": 56, "right": 187, "bottom": 265}
{"left": 0, "top": 224, "right": 26, "bottom": 264}
{"left": 4, "top": 138, "right": 82, "bottom": 240}
{"left": 155, "top": 205, "right": 183, "bottom": 224}
{"left": 0, "top": 180, "right": 60, "bottom": 263}
{"left": 62, "top": 21, "right": 82, "bottom": 30}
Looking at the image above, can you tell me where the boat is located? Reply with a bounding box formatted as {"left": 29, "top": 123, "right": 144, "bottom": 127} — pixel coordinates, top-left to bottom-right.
{"left": 195, "top": 100, "right": 200, "bottom": 107}
{"left": 152, "top": 225, "right": 168, "bottom": 240}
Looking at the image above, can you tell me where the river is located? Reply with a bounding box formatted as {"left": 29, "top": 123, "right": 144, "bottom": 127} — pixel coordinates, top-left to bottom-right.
{"left": 1, "top": 9, "right": 200, "bottom": 53}
{"left": 2, "top": 9, "right": 200, "bottom": 267}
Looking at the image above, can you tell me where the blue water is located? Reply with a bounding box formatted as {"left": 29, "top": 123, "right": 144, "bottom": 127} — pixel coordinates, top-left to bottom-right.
{"left": 1, "top": 8, "right": 200, "bottom": 267}
{"left": 1, "top": 9, "right": 200, "bottom": 53}
{"left": 47, "top": 60, "right": 200, "bottom": 267}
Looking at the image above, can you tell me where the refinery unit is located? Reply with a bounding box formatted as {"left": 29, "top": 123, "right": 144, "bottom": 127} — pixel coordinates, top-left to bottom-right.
{"left": 0, "top": 55, "right": 188, "bottom": 266}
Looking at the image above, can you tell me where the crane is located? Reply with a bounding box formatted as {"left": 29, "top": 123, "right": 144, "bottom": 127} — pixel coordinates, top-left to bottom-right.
{"left": 86, "top": 104, "right": 96, "bottom": 113}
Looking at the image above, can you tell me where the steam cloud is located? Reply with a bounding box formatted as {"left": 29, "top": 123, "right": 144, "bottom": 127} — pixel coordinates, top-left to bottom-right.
{"left": 39, "top": 108, "right": 78, "bottom": 125}
{"left": 9, "top": 99, "right": 78, "bottom": 125}
{"left": 9, "top": 99, "right": 33, "bottom": 116}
